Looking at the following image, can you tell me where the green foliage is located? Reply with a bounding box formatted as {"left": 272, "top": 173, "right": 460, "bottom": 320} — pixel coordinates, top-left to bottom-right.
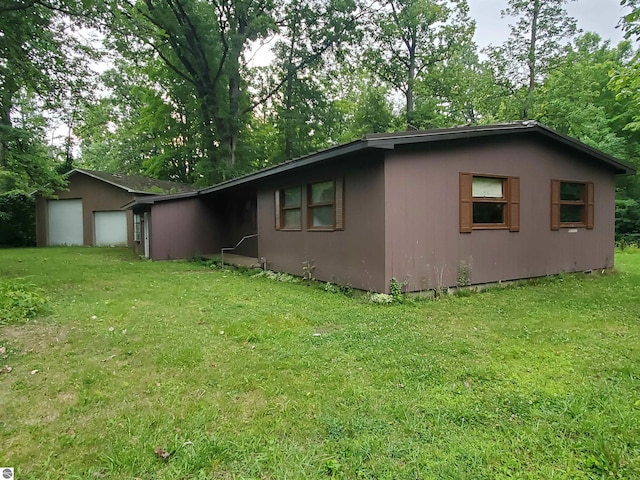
{"left": 490, "top": 0, "right": 579, "bottom": 119}
{"left": 0, "top": 192, "right": 35, "bottom": 247}
{"left": 77, "top": 61, "right": 201, "bottom": 183}
{"left": 0, "top": 280, "right": 48, "bottom": 325}
{"left": 616, "top": 199, "right": 640, "bottom": 243}
{"left": 367, "top": 292, "right": 394, "bottom": 304}
{"left": 252, "top": 269, "right": 301, "bottom": 283}
{"left": 614, "top": 0, "right": 640, "bottom": 132}
{"left": 0, "top": 93, "right": 66, "bottom": 196}
{"left": 0, "top": 0, "right": 96, "bottom": 194}
{"left": 456, "top": 260, "right": 472, "bottom": 287}
{"left": 389, "top": 277, "right": 406, "bottom": 302}
{"left": 364, "top": 0, "right": 475, "bottom": 128}
{"left": 537, "top": 34, "right": 633, "bottom": 156}
{"left": 323, "top": 282, "right": 353, "bottom": 296}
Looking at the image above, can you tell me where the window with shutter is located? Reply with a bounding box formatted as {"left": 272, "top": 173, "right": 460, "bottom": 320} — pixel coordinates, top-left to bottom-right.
{"left": 276, "top": 187, "right": 302, "bottom": 230}
{"left": 275, "top": 178, "right": 344, "bottom": 232}
{"left": 460, "top": 173, "right": 520, "bottom": 232}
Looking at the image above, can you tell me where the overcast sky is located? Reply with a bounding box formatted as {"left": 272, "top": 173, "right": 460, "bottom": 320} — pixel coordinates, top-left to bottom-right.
{"left": 469, "top": 0, "right": 629, "bottom": 47}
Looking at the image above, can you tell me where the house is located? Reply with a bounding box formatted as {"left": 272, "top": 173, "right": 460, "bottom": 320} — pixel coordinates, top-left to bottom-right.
{"left": 125, "top": 122, "right": 635, "bottom": 293}
{"left": 35, "top": 168, "right": 195, "bottom": 249}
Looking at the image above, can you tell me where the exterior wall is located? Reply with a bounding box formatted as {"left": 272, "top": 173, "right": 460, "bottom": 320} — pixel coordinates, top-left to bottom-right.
{"left": 384, "top": 135, "right": 617, "bottom": 292}
{"left": 35, "top": 173, "right": 135, "bottom": 247}
{"left": 257, "top": 155, "right": 387, "bottom": 292}
{"left": 205, "top": 189, "right": 258, "bottom": 257}
{"left": 150, "top": 197, "right": 222, "bottom": 260}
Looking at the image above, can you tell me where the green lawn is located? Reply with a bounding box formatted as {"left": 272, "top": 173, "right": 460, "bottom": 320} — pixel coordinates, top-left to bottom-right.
{"left": 1, "top": 247, "right": 639, "bottom": 479}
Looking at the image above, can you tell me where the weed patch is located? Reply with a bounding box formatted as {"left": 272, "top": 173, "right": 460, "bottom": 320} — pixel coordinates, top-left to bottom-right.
{"left": 0, "top": 279, "right": 48, "bottom": 325}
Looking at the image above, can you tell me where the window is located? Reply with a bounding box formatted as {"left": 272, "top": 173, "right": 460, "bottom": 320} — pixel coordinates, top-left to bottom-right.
{"left": 134, "top": 213, "right": 141, "bottom": 242}
{"left": 551, "top": 180, "right": 594, "bottom": 230}
{"left": 274, "top": 178, "right": 344, "bottom": 231}
{"left": 460, "top": 173, "right": 520, "bottom": 233}
{"left": 308, "top": 181, "right": 335, "bottom": 229}
{"left": 275, "top": 187, "right": 302, "bottom": 230}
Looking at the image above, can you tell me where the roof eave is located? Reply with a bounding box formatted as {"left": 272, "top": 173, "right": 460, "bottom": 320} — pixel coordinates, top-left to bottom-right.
{"left": 121, "top": 191, "right": 200, "bottom": 210}
{"left": 70, "top": 168, "right": 148, "bottom": 193}
{"left": 532, "top": 124, "right": 636, "bottom": 175}
{"left": 199, "top": 140, "right": 371, "bottom": 194}
{"left": 367, "top": 123, "right": 636, "bottom": 175}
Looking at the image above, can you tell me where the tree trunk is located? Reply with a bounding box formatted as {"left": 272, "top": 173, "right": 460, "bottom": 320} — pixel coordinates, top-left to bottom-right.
{"left": 226, "top": 9, "right": 248, "bottom": 169}
{"left": 406, "top": 40, "right": 416, "bottom": 129}
{"left": 0, "top": 87, "right": 15, "bottom": 169}
{"left": 524, "top": 0, "right": 540, "bottom": 120}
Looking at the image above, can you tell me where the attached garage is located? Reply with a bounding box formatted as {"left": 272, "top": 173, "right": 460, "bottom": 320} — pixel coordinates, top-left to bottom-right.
{"left": 47, "top": 199, "right": 83, "bottom": 246}
{"left": 94, "top": 211, "right": 128, "bottom": 246}
{"left": 36, "top": 168, "right": 195, "bottom": 249}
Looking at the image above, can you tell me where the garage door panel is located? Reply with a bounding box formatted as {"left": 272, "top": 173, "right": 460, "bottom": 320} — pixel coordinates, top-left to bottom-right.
{"left": 48, "top": 199, "right": 83, "bottom": 246}
{"left": 95, "top": 211, "right": 128, "bottom": 246}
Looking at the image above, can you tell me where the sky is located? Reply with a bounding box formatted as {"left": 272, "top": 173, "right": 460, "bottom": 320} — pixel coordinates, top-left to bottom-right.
{"left": 469, "top": 0, "right": 629, "bottom": 48}
{"left": 246, "top": 0, "right": 632, "bottom": 67}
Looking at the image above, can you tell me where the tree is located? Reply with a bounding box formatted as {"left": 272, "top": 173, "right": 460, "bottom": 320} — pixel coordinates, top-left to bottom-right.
{"left": 0, "top": 0, "right": 96, "bottom": 192}
{"left": 494, "top": 0, "right": 579, "bottom": 119}
{"left": 537, "top": 34, "right": 633, "bottom": 158}
{"left": 365, "top": 0, "right": 474, "bottom": 129}
{"left": 78, "top": 58, "right": 202, "bottom": 183}
{"left": 610, "top": 0, "right": 640, "bottom": 132}
{"left": 101, "top": 0, "right": 277, "bottom": 182}
{"left": 256, "top": 0, "right": 364, "bottom": 161}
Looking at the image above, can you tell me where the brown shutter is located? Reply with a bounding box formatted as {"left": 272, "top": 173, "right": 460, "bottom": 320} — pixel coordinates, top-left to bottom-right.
{"left": 459, "top": 172, "right": 473, "bottom": 233}
{"left": 335, "top": 177, "right": 344, "bottom": 230}
{"left": 508, "top": 176, "right": 520, "bottom": 232}
{"left": 550, "top": 179, "right": 560, "bottom": 231}
{"left": 274, "top": 190, "right": 281, "bottom": 230}
{"left": 586, "top": 182, "right": 594, "bottom": 229}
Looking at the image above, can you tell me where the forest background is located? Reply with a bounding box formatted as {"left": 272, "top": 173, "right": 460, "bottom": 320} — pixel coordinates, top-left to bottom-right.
{"left": 1, "top": 0, "right": 640, "bottom": 245}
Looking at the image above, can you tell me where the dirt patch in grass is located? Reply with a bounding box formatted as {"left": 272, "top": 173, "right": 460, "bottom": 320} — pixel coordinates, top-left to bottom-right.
{"left": 1, "top": 323, "right": 71, "bottom": 354}
{"left": 23, "top": 392, "right": 77, "bottom": 426}
{"left": 237, "top": 389, "right": 268, "bottom": 422}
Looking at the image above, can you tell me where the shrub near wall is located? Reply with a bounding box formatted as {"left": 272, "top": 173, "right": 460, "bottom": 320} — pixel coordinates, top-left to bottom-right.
{"left": 0, "top": 191, "right": 36, "bottom": 247}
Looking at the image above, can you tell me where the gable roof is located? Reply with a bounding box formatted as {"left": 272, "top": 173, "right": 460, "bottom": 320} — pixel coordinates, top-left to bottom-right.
{"left": 123, "top": 121, "right": 636, "bottom": 208}
{"left": 69, "top": 168, "right": 196, "bottom": 195}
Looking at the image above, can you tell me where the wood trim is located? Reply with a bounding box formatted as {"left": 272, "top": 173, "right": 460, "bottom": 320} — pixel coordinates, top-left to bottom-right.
{"left": 335, "top": 177, "right": 344, "bottom": 230}
{"left": 552, "top": 180, "right": 593, "bottom": 230}
{"left": 459, "top": 172, "right": 473, "bottom": 233}
{"left": 274, "top": 190, "right": 281, "bottom": 230}
{"left": 550, "top": 179, "right": 561, "bottom": 230}
{"left": 508, "top": 176, "right": 520, "bottom": 232}
{"left": 586, "top": 182, "right": 594, "bottom": 229}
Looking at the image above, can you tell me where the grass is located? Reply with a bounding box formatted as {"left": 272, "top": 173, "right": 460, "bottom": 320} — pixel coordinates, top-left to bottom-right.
{"left": 1, "top": 246, "right": 639, "bottom": 479}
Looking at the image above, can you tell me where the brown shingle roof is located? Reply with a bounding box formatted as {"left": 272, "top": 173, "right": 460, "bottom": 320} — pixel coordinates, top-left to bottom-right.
{"left": 70, "top": 169, "right": 196, "bottom": 194}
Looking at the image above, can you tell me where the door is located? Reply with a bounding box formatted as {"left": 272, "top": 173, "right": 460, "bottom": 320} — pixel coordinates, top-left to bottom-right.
{"left": 48, "top": 199, "right": 83, "bottom": 245}
{"left": 143, "top": 212, "right": 150, "bottom": 258}
{"left": 95, "top": 211, "right": 128, "bottom": 246}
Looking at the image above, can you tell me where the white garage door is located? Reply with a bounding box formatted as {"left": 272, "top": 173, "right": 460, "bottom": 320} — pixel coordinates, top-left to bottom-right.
{"left": 48, "top": 199, "right": 83, "bottom": 246}
{"left": 95, "top": 211, "right": 128, "bottom": 246}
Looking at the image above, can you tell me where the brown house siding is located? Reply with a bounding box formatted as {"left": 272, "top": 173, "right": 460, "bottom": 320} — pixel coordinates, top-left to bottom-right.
{"left": 150, "top": 197, "right": 222, "bottom": 260}
{"left": 36, "top": 174, "right": 135, "bottom": 247}
{"left": 257, "top": 155, "right": 387, "bottom": 292}
{"left": 384, "top": 136, "right": 616, "bottom": 292}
